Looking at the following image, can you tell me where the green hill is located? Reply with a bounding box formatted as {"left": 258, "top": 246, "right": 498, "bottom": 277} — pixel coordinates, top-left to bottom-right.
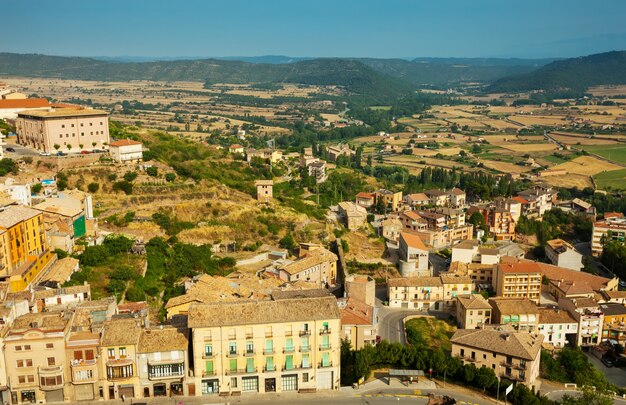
{"left": 490, "top": 50, "right": 626, "bottom": 93}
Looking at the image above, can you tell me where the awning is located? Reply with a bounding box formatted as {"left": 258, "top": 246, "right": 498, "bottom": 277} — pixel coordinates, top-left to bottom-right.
{"left": 388, "top": 369, "right": 425, "bottom": 377}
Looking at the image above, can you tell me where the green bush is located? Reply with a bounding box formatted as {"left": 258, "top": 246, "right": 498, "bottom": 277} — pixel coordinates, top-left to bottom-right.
{"left": 87, "top": 182, "right": 100, "bottom": 193}
{"left": 113, "top": 180, "right": 133, "bottom": 195}
{"left": 123, "top": 171, "right": 138, "bottom": 182}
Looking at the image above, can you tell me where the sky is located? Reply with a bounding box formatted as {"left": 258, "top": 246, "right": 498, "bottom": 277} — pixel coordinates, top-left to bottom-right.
{"left": 2, "top": 0, "right": 626, "bottom": 59}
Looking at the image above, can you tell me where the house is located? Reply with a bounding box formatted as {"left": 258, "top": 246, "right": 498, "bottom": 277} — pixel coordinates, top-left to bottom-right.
{"left": 326, "top": 144, "right": 355, "bottom": 162}
{"left": 108, "top": 139, "right": 143, "bottom": 163}
{"left": 0, "top": 179, "right": 32, "bottom": 206}
{"left": 599, "top": 290, "right": 626, "bottom": 305}
{"left": 387, "top": 274, "right": 474, "bottom": 310}
{"left": 187, "top": 295, "right": 341, "bottom": 395}
{"left": 449, "top": 262, "right": 494, "bottom": 287}
{"left": 344, "top": 274, "right": 375, "bottom": 307}
{"left": 558, "top": 297, "right": 604, "bottom": 347}
{"left": 545, "top": 239, "right": 583, "bottom": 271}
{"left": 493, "top": 261, "right": 542, "bottom": 304}
{"left": 337, "top": 202, "right": 367, "bottom": 230}
{"left": 451, "top": 241, "right": 525, "bottom": 265}
{"left": 488, "top": 298, "right": 539, "bottom": 333}
{"left": 355, "top": 192, "right": 375, "bottom": 208}
{"left": 448, "top": 188, "right": 466, "bottom": 207}
{"left": 456, "top": 294, "right": 492, "bottom": 329}
{"left": 338, "top": 297, "right": 378, "bottom": 350}
{"left": 4, "top": 312, "right": 71, "bottom": 404}
{"left": 398, "top": 232, "right": 430, "bottom": 277}
{"left": 591, "top": 213, "right": 626, "bottom": 256}
{"left": 34, "top": 196, "right": 87, "bottom": 254}
{"left": 516, "top": 186, "right": 556, "bottom": 217}
{"left": 540, "top": 262, "right": 618, "bottom": 299}
{"left": 380, "top": 217, "right": 402, "bottom": 242}
{"left": 424, "top": 189, "right": 449, "bottom": 206}
{"left": 38, "top": 257, "right": 80, "bottom": 288}
{"left": 450, "top": 329, "right": 543, "bottom": 386}
{"left": 246, "top": 148, "right": 282, "bottom": 163}
{"left": 228, "top": 144, "right": 245, "bottom": 154}
{"left": 373, "top": 189, "right": 403, "bottom": 212}
{"left": 600, "top": 303, "right": 626, "bottom": 346}
{"left": 399, "top": 211, "right": 428, "bottom": 233}
{"left": 277, "top": 248, "right": 338, "bottom": 287}
{"left": 435, "top": 207, "right": 465, "bottom": 228}
{"left": 16, "top": 108, "right": 110, "bottom": 153}
{"left": 33, "top": 284, "right": 90, "bottom": 311}
{"left": 255, "top": 180, "right": 273, "bottom": 203}
{"left": 405, "top": 193, "right": 429, "bottom": 208}
{"left": 100, "top": 318, "right": 143, "bottom": 400}
{"left": 137, "top": 326, "right": 190, "bottom": 398}
{"left": 537, "top": 308, "right": 579, "bottom": 349}
{"left": 307, "top": 160, "right": 327, "bottom": 183}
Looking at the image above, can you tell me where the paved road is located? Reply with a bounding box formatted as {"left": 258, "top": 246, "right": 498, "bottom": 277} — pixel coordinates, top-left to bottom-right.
{"left": 429, "top": 254, "right": 449, "bottom": 275}
{"left": 585, "top": 352, "right": 626, "bottom": 387}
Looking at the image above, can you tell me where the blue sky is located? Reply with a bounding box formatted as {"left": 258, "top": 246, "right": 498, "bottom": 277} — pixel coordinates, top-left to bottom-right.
{"left": 3, "top": 0, "right": 626, "bottom": 59}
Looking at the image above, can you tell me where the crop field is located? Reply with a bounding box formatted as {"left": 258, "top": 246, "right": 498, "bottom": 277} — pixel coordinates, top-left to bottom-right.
{"left": 551, "top": 133, "right": 616, "bottom": 145}
{"left": 497, "top": 142, "right": 558, "bottom": 152}
{"left": 552, "top": 155, "right": 623, "bottom": 176}
{"left": 579, "top": 144, "right": 626, "bottom": 164}
{"left": 594, "top": 168, "right": 626, "bottom": 190}
{"left": 542, "top": 174, "right": 594, "bottom": 190}
{"left": 589, "top": 85, "right": 626, "bottom": 97}
{"left": 480, "top": 160, "right": 530, "bottom": 174}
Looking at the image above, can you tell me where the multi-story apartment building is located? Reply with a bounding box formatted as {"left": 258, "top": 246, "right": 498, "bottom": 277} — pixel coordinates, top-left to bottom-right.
{"left": 435, "top": 207, "right": 465, "bottom": 228}
{"left": 137, "top": 326, "right": 189, "bottom": 398}
{"left": 493, "top": 261, "right": 542, "bottom": 304}
{"left": 277, "top": 248, "right": 337, "bottom": 287}
{"left": 545, "top": 239, "right": 583, "bottom": 271}
{"left": 373, "top": 189, "right": 403, "bottom": 212}
{"left": 0, "top": 206, "right": 54, "bottom": 292}
{"left": 449, "top": 262, "right": 495, "bottom": 288}
{"left": 100, "top": 318, "right": 142, "bottom": 400}
{"left": 541, "top": 262, "right": 618, "bottom": 300}
{"left": 537, "top": 308, "right": 579, "bottom": 349}
{"left": 5, "top": 312, "right": 71, "bottom": 404}
{"left": 188, "top": 295, "right": 341, "bottom": 396}
{"left": 387, "top": 274, "right": 474, "bottom": 310}
{"left": 489, "top": 298, "right": 539, "bottom": 333}
{"left": 355, "top": 192, "right": 375, "bottom": 209}
{"left": 404, "top": 193, "right": 429, "bottom": 208}
{"left": 16, "top": 109, "right": 110, "bottom": 153}
{"left": 517, "top": 186, "right": 556, "bottom": 217}
{"left": 558, "top": 297, "right": 604, "bottom": 347}
{"left": 398, "top": 232, "right": 430, "bottom": 277}
{"left": 591, "top": 213, "right": 626, "bottom": 256}
{"left": 380, "top": 217, "right": 402, "bottom": 242}
{"left": 450, "top": 329, "right": 543, "bottom": 386}
{"left": 599, "top": 303, "right": 626, "bottom": 346}
{"left": 0, "top": 300, "right": 30, "bottom": 404}
{"left": 448, "top": 188, "right": 466, "bottom": 208}
{"left": 456, "top": 294, "right": 492, "bottom": 329}
{"left": 424, "top": 189, "right": 449, "bottom": 206}
{"left": 399, "top": 211, "right": 428, "bottom": 233}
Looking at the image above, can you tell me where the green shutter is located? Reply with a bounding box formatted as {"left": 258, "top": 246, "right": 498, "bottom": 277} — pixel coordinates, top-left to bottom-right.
{"left": 322, "top": 335, "right": 329, "bottom": 347}
{"left": 285, "top": 355, "right": 293, "bottom": 370}
{"left": 302, "top": 354, "right": 309, "bottom": 368}
{"left": 266, "top": 357, "right": 274, "bottom": 371}
{"left": 265, "top": 339, "right": 273, "bottom": 351}
{"left": 229, "top": 359, "right": 237, "bottom": 372}
{"left": 286, "top": 338, "right": 293, "bottom": 350}
{"left": 301, "top": 337, "right": 309, "bottom": 350}
{"left": 246, "top": 358, "right": 254, "bottom": 373}
{"left": 205, "top": 360, "right": 213, "bottom": 373}
{"left": 322, "top": 352, "right": 330, "bottom": 367}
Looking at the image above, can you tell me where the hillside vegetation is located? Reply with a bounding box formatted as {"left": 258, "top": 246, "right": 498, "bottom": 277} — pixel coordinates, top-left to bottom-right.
{"left": 490, "top": 50, "right": 626, "bottom": 93}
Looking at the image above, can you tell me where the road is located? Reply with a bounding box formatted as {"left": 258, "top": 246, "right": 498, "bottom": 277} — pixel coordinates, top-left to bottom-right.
{"left": 429, "top": 254, "right": 449, "bottom": 275}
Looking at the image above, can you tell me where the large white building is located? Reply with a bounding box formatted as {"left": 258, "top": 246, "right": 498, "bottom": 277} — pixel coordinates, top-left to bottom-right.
{"left": 591, "top": 213, "right": 626, "bottom": 256}
{"left": 108, "top": 139, "right": 143, "bottom": 163}
{"left": 398, "top": 232, "right": 430, "bottom": 277}
{"left": 545, "top": 239, "right": 583, "bottom": 271}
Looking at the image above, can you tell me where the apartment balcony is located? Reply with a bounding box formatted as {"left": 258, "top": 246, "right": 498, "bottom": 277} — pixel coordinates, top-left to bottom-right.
{"left": 243, "top": 350, "right": 256, "bottom": 357}
{"left": 147, "top": 361, "right": 185, "bottom": 380}
{"left": 458, "top": 355, "right": 477, "bottom": 362}
{"left": 265, "top": 332, "right": 273, "bottom": 338}
{"left": 106, "top": 359, "right": 135, "bottom": 381}
{"left": 202, "top": 352, "right": 215, "bottom": 359}
{"left": 299, "top": 330, "right": 311, "bottom": 337}
{"left": 263, "top": 366, "right": 277, "bottom": 373}
{"left": 285, "top": 330, "right": 293, "bottom": 337}
{"left": 500, "top": 372, "right": 524, "bottom": 382}
{"left": 318, "top": 362, "right": 333, "bottom": 368}
{"left": 300, "top": 346, "right": 311, "bottom": 353}
{"left": 282, "top": 347, "right": 295, "bottom": 354}
{"left": 319, "top": 344, "right": 332, "bottom": 351}
{"left": 264, "top": 348, "right": 275, "bottom": 355}
{"left": 500, "top": 361, "right": 526, "bottom": 370}
{"left": 245, "top": 333, "right": 254, "bottom": 339}
{"left": 225, "top": 367, "right": 257, "bottom": 376}
{"left": 202, "top": 370, "right": 216, "bottom": 377}
{"left": 226, "top": 351, "right": 239, "bottom": 358}
{"left": 39, "top": 365, "right": 63, "bottom": 378}
{"left": 70, "top": 360, "right": 98, "bottom": 384}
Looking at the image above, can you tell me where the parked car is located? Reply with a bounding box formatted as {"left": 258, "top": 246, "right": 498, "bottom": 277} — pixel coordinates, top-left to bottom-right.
{"left": 81, "top": 150, "right": 91, "bottom": 154}
{"left": 602, "top": 358, "right": 613, "bottom": 368}
{"left": 39, "top": 152, "right": 51, "bottom": 156}
{"left": 5, "top": 147, "right": 15, "bottom": 152}
{"left": 56, "top": 151, "right": 67, "bottom": 156}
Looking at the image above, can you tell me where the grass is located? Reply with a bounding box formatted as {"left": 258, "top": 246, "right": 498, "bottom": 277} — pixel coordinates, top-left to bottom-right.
{"left": 369, "top": 106, "right": 392, "bottom": 111}
{"left": 478, "top": 152, "right": 519, "bottom": 163}
{"left": 542, "top": 154, "right": 569, "bottom": 165}
{"left": 594, "top": 168, "right": 626, "bottom": 190}
{"left": 581, "top": 144, "right": 626, "bottom": 164}
{"left": 405, "top": 317, "right": 456, "bottom": 351}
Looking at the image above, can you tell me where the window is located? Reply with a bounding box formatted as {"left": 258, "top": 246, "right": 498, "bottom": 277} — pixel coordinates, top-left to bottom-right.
{"left": 246, "top": 358, "right": 254, "bottom": 373}
{"left": 285, "top": 355, "right": 294, "bottom": 370}
{"left": 229, "top": 342, "right": 237, "bottom": 355}
{"left": 107, "top": 348, "right": 115, "bottom": 359}
{"left": 204, "top": 344, "right": 212, "bottom": 356}
{"left": 205, "top": 360, "right": 214, "bottom": 375}
{"left": 47, "top": 357, "right": 55, "bottom": 366}
{"left": 24, "top": 345, "right": 31, "bottom": 351}
{"left": 62, "top": 124, "right": 65, "bottom": 128}
{"left": 246, "top": 341, "right": 254, "bottom": 354}
{"left": 303, "top": 373, "right": 309, "bottom": 382}
{"left": 46, "top": 343, "right": 53, "bottom": 349}
{"left": 229, "top": 359, "right": 237, "bottom": 372}
{"left": 18, "top": 376, "right": 25, "bottom": 384}
{"left": 119, "top": 347, "right": 127, "bottom": 357}
{"left": 27, "top": 375, "right": 34, "bottom": 383}
{"left": 15, "top": 346, "right": 22, "bottom": 351}
{"left": 231, "top": 377, "right": 237, "bottom": 388}
{"left": 265, "top": 357, "right": 274, "bottom": 372}
{"left": 302, "top": 354, "right": 310, "bottom": 368}
{"left": 85, "top": 350, "right": 94, "bottom": 360}
{"left": 285, "top": 338, "right": 294, "bottom": 352}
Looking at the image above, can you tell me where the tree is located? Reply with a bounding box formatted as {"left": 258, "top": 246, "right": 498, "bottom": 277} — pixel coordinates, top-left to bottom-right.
{"left": 113, "top": 180, "right": 133, "bottom": 195}
{"left": 279, "top": 233, "right": 297, "bottom": 253}
{"left": 165, "top": 173, "right": 176, "bottom": 182}
{"left": 123, "top": 171, "right": 138, "bottom": 182}
{"left": 31, "top": 183, "right": 43, "bottom": 194}
{"left": 92, "top": 141, "right": 97, "bottom": 148}
{"left": 146, "top": 166, "right": 158, "bottom": 177}
{"left": 54, "top": 144, "right": 60, "bottom": 151}
{"left": 561, "top": 389, "right": 613, "bottom": 405}
{"left": 87, "top": 182, "right": 100, "bottom": 193}
{"left": 475, "top": 366, "right": 497, "bottom": 392}
{"left": 79, "top": 143, "right": 84, "bottom": 150}
{"left": 66, "top": 144, "right": 72, "bottom": 152}
{"left": 126, "top": 284, "right": 146, "bottom": 302}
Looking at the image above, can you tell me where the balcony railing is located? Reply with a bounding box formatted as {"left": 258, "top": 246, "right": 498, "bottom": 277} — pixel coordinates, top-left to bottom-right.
{"left": 226, "top": 351, "right": 239, "bottom": 358}
{"left": 203, "top": 352, "right": 214, "bottom": 359}
{"left": 319, "top": 328, "right": 331, "bottom": 335}
{"left": 300, "top": 346, "right": 311, "bottom": 353}
{"left": 299, "top": 330, "right": 311, "bottom": 336}
{"left": 243, "top": 350, "right": 256, "bottom": 357}
{"left": 264, "top": 348, "right": 275, "bottom": 355}
{"left": 39, "top": 365, "right": 63, "bottom": 377}
{"left": 319, "top": 344, "right": 332, "bottom": 350}
{"left": 265, "top": 332, "right": 273, "bottom": 338}
{"left": 148, "top": 370, "right": 184, "bottom": 380}
{"left": 283, "top": 347, "right": 295, "bottom": 354}
{"left": 318, "top": 362, "right": 333, "bottom": 368}
{"left": 225, "top": 367, "right": 257, "bottom": 376}
{"left": 202, "top": 370, "right": 216, "bottom": 377}
{"left": 263, "top": 366, "right": 276, "bottom": 372}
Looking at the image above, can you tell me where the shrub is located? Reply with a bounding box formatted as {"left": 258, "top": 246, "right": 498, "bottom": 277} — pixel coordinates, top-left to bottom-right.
{"left": 123, "top": 171, "right": 138, "bottom": 182}
{"left": 87, "top": 182, "right": 100, "bottom": 193}
{"left": 113, "top": 181, "right": 133, "bottom": 195}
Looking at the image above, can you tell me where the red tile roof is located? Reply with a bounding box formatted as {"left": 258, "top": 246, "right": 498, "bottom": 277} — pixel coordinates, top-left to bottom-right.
{"left": 0, "top": 98, "right": 50, "bottom": 109}
{"left": 356, "top": 192, "right": 375, "bottom": 199}
{"left": 340, "top": 298, "right": 373, "bottom": 326}
{"left": 401, "top": 232, "right": 428, "bottom": 250}
{"left": 511, "top": 196, "right": 529, "bottom": 205}
{"left": 109, "top": 139, "right": 142, "bottom": 147}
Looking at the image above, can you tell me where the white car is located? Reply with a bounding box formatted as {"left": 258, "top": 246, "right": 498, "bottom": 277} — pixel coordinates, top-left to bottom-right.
{"left": 39, "top": 152, "right": 51, "bottom": 156}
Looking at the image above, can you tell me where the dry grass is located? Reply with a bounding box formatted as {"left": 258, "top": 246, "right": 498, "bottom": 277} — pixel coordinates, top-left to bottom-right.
{"left": 497, "top": 143, "right": 558, "bottom": 152}
{"left": 542, "top": 174, "right": 593, "bottom": 189}
{"left": 552, "top": 155, "right": 622, "bottom": 176}
{"left": 480, "top": 160, "right": 530, "bottom": 174}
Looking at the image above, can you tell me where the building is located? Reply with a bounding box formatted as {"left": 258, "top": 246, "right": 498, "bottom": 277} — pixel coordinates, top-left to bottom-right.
{"left": 344, "top": 274, "right": 375, "bottom": 307}
{"left": 540, "top": 262, "right": 618, "bottom": 299}
{"left": 338, "top": 297, "right": 377, "bottom": 350}
{"left": 517, "top": 186, "right": 556, "bottom": 217}
{"left": 599, "top": 290, "right": 626, "bottom": 305}
{"left": 34, "top": 197, "right": 87, "bottom": 254}
{"left": 246, "top": 148, "right": 282, "bottom": 163}
{"left": 558, "top": 297, "right": 604, "bottom": 347}
{"left": 600, "top": 303, "right": 626, "bottom": 346}
{"left": 355, "top": 192, "right": 375, "bottom": 209}
{"left": 449, "top": 262, "right": 494, "bottom": 288}
{"left": 537, "top": 308, "right": 578, "bottom": 349}
{"left": 373, "top": 189, "right": 403, "bottom": 212}
{"left": 435, "top": 207, "right": 466, "bottom": 228}
{"left": 448, "top": 188, "right": 466, "bottom": 207}
{"left": 188, "top": 295, "right": 341, "bottom": 395}
{"left": 545, "top": 239, "right": 583, "bottom": 271}
{"left": 108, "top": 139, "right": 143, "bottom": 163}
{"left": 255, "top": 180, "right": 273, "bottom": 203}
{"left": 591, "top": 213, "right": 626, "bottom": 256}
{"left": 405, "top": 193, "right": 429, "bottom": 208}
{"left": 450, "top": 329, "right": 543, "bottom": 386}
{"left": 387, "top": 274, "right": 474, "bottom": 310}
{"left": 493, "top": 261, "right": 542, "bottom": 304}
{"left": 277, "top": 248, "right": 338, "bottom": 287}
{"left": 489, "top": 298, "right": 539, "bottom": 333}
{"left": 100, "top": 318, "right": 143, "bottom": 400}
{"left": 307, "top": 160, "right": 327, "bottom": 183}
{"left": 424, "top": 189, "right": 449, "bottom": 206}
{"left": 398, "top": 232, "right": 430, "bottom": 277}
{"left": 16, "top": 109, "right": 110, "bottom": 153}
{"left": 337, "top": 202, "right": 367, "bottom": 230}
{"left": 326, "top": 144, "right": 354, "bottom": 162}
{"left": 0, "top": 98, "right": 51, "bottom": 120}
{"left": 229, "top": 144, "right": 245, "bottom": 154}
{"left": 0, "top": 206, "right": 54, "bottom": 292}
{"left": 398, "top": 211, "right": 428, "bottom": 233}
{"left": 455, "top": 294, "right": 492, "bottom": 329}
{"left": 0, "top": 179, "right": 32, "bottom": 206}
{"left": 5, "top": 312, "right": 71, "bottom": 404}
{"left": 451, "top": 240, "right": 480, "bottom": 264}
{"left": 380, "top": 217, "right": 402, "bottom": 242}
{"left": 137, "top": 326, "right": 190, "bottom": 398}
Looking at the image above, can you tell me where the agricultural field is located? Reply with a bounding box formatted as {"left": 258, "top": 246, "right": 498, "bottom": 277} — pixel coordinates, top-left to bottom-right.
{"left": 551, "top": 155, "right": 623, "bottom": 176}
{"left": 594, "top": 168, "right": 626, "bottom": 190}
{"left": 542, "top": 174, "right": 594, "bottom": 190}
{"left": 579, "top": 144, "right": 626, "bottom": 165}
{"left": 588, "top": 85, "right": 626, "bottom": 97}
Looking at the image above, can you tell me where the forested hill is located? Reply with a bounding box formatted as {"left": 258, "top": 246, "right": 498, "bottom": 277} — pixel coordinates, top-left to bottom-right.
{"left": 0, "top": 53, "right": 412, "bottom": 102}
{"left": 489, "top": 51, "right": 626, "bottom": 93}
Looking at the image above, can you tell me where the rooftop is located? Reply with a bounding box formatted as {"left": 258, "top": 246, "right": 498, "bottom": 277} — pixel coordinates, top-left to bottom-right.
{"left": 497, "top": 261, "right": 542, "bottom": 275}
{"left": 450, "top": 188, "right": 465, "bottom": 196}
{"left": 457, "top": 294, "right": 492, "bottom": 310}
{"left": 489, "top": 297, "right": 538, "bottom": 315}
{"left": 101, "top": 318, "right": 142, "bottom": 346}
{"left": 254, "top": 180, "right": 274, "bottom": 186}
{"left": 388, "top": 276, "right": 442, "bottom": 288}
{"left": 33, "top": 198, "right": 83, "bottom": 218}
{"left": 600, "top": 303, "right": 626, "bottom": 317}
{"left": 453, "top": 240, "right": 480, "bottom": 250}
{"left": 138, "top": 326, "right": 189, "bottom": 353}
{"left": 339, "top": 298, "right": 374, "bottom": 326}
{"left": 540, "top": 262, "right": 614, "bottom": 293}
{"left": 0, "top": 205, "right": 40, "bottom": 229}
{"left": 109, "top": 139, "right": 142, "bottom": 147}
{"left": 187, "top": 295, "right": 340, "bottom": 328}
{"left": 400, "top": 232, "right": 428, "bottom": 251}
{"left": 537, "top": 308, "right": 577, "bottom": 324}
{"left": 0, "top": 98, "right": 50, "bottom": 109}
{"left": 10, "top": 311, "right": 69, "bottom": 333}
{"left": 451, "top": 329, "right": 543, "bottom": 361}
{"left": 18, "top": 108, "right": 107, "bottom": 118}
{"left": 280, "top": 248, "right": 337, "bottom": 275}
{"left": 39, "top": 257, "right": 79, "bottom": 285}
